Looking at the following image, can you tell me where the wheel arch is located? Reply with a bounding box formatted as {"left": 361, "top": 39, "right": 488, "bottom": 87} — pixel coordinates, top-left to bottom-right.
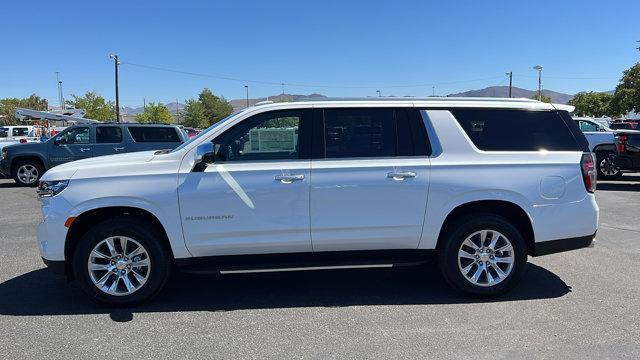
{"left": 64, "top": 206, "right": 174, "bottom": 279}
{"left": 11, "top": 154, "right": 46, "bottom": 174}
{"left": 435, "top": 200, "right": 535, "bottom": 256}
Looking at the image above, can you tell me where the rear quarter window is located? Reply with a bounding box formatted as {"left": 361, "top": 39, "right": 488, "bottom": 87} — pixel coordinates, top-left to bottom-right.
{"left": 128, "top": 127, "right": 181, "bottom": 143}
{"left": 450, "top": 109, "right": 583, "bottom": 151}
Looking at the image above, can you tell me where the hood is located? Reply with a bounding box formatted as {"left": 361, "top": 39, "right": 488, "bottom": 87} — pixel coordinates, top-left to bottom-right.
{"left": 42, "top": 150, "right": 157, "bottom": 181}
{"left": 2, "top": 141, "right": 44, "bottom": 152}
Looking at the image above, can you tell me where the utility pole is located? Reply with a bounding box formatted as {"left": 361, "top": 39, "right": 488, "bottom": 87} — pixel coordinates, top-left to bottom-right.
{"left": 110, "top": 54, "right": 121, "bottom": 122}
{"left": 281, "top": 83, "right": 285, "bottom": 95}
{"left": 59, "top": 81, "right": 65, "bottom": 110}
{"left": 533, "top": 65, "right": 543, "bottom": 101}
{"left": 506, "top": 71, "right": 513, "bottom": 98}
{"left": 245, "top": 85, "right": 249, "bottom": 108}
{"left": 143, "top": 98, "right": 146, "bottom": 109}
{"left": 432, "top": 86, "right": 435, "bottom": 97}
{"left": 176, "top": 98, "right": 179, "bottom": 124}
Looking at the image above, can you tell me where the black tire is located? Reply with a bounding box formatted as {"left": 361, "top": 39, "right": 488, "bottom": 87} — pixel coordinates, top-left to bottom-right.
{"left": 72, "top": 217, "right": 172, "bottom": 307}
{"left": 12, "top": 159, "right": 44, "bottom": 187}
{"left": 437, "top": 214, "right": 527, "bottom": 297}
{"left": 595, "top": 151, "right": 623, "bottom": 180}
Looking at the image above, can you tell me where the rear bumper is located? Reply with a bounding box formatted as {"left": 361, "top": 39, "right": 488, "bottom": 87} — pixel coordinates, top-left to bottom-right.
{"left": 532, "top": 232, "right": 596, "bottom": 256}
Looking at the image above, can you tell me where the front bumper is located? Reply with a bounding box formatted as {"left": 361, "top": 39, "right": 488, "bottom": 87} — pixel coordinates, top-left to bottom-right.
{"left": 532, "top": 232, "right": 596, "bottom": 256}
{"left": 0, "top": 159, "right": 10, "bottom": 177}
{"left": 42, "top": 257, "right": 66, "bottom": 276}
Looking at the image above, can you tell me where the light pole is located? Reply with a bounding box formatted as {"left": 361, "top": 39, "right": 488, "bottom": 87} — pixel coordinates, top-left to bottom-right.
{"left": 376, "top": 90, "right": 381, "bottom": 97}
{"left": 506, "top": 71, "right": 513, "bottom": 98}
{"left": 432, "top": 86, "right": 435, "bottom": 97}
{"left": 58, "top": 81, "right": 64, "bottom": 110}
{"left": 245, "top": 85, "right": 249, "bottom": 108}
{"left": 533, "top": 65, "right": 543, "bottom": 101}
{"left": 55, "top": 72, "right": 64, "bottom": 109}
{"left": 110, "top": 54, "right": 121, "bottom": 122}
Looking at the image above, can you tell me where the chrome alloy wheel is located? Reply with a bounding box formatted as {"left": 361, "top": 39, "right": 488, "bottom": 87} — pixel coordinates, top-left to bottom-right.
{"left": 88, "top": 236, "right": 151, "bottom": 296}
{"left": 457, "top": 230, "right": 514, "bottom": 287}
{"left": 599, "top": 156, "right": 620, "bottom": 177}
{"left": 17, "top": 164, "right": 38, "bottom": 184}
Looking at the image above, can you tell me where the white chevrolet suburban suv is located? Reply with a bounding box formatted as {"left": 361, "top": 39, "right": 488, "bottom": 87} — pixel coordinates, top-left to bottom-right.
{"left": 36, "top": 98, "right": 599, "bottom": 306}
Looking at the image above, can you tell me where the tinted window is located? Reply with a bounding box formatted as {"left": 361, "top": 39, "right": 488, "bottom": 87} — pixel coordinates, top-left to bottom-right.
{"left": 451, "top": 109, "right": 581, "bottom": 151}
{"left": 610, "top": 123, "right": 632, "bottom": 130}
{"left": 214, "top": 110, "right": 302, "bottom": 162}
{"left": 323, "top": 108, "right": 396, "bottom": 158}
{"left": 128, "top": 127, "right": 181, "bottom": 143}
{"left": 12, "top": 127, "right": 29, "bottom": 136}
{"left": 96, "top": 126, "right": 123, "bottom": 143}
{"left": 57, "top": 127, "right": 90, "bottom": 144}
{"left": 0, "top": 128, "right": 7, "bottom": 138}
{"left": 321, "top": 108, "right": 429, "bottom": 159}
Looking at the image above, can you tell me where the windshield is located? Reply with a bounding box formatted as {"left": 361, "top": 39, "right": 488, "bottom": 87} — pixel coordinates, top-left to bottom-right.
{"left": 170, "top": 111, "right": 241, "bottom": 153}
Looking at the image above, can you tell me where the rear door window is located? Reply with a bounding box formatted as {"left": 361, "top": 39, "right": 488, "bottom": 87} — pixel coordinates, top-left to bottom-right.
{"left": 451, "top": 109, "right": 582, "bottom": 151}
{"left": 320, "top": 108, "right": 429, "bottom": 159}
{"left": 96, "top": 126, "right": 123, "bottom": 143}
{"left": 128, "top": 127, "right": 181, "bottom": 143}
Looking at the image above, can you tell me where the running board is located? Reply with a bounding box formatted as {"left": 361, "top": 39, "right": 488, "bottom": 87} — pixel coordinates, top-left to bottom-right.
{"left": 176, "top": 250, "right": 435, "bottom": 275}
{"left": 219, "top": 264, "right": 393, "bottom": 274}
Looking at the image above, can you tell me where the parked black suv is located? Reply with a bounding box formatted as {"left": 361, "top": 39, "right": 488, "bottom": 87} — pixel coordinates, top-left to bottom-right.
{"left": 0, "top": 123, "right": 187, "bottom": 186}
{"left": 614, "top": 132, "right": 640, "bottom": 174}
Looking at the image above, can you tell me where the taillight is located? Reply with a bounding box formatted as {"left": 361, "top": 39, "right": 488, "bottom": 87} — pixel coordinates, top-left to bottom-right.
{"left": 19, "top": 138, "right": 27, "bottom": 143}
{"left": 581, "top": 153, "right": 596, "bottom": 193}
{"left": 616, "top": 134, "right": 628, "bottom": 153}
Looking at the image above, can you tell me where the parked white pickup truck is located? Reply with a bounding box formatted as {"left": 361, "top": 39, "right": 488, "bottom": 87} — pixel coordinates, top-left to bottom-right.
{"left": 0, "top": 126, "right": 40, "bottom": 147}
{"left": 574, "top": 117, "right": 624, "bottom": 180}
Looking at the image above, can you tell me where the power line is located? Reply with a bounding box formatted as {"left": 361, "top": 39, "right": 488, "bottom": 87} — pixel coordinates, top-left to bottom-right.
{"left": 121, "top": 61, "right": 505, "bottom": 90}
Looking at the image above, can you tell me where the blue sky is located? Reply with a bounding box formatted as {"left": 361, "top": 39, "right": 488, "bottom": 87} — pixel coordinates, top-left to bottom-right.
{"left": 1, "top": 0, "right": 638, "bottom": 107}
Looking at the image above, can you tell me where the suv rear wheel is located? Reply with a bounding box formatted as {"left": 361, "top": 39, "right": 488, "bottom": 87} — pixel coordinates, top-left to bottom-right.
{"left": 595, "top": 151, "right": 622, "bottom": 180}
{"left": 438, "top": 214, "right": 527, "bottom": 297}
{"left": 72, "top": 217, "right": 171, "bottom": 307}
{"left": 13, "top": 160, "right": 44, "bottom": 187}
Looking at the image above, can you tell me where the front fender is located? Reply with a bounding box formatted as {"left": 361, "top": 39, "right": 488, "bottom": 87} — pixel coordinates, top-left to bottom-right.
{"left": 69, "top": 196, "right": 192, "bottom": 259}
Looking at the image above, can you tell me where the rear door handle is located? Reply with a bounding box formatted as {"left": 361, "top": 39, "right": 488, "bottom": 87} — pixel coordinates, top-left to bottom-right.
{"left": 79, "top": 148, "right": 91, "bottom": 152}
{"left": 113, "top": 147, "right": 124, "bottom": 151}
{"left": 387, "top": 171, "right": 416, "bottom": 180}
{"left": 275, "top": 174, "right": 305, "bottom": 183}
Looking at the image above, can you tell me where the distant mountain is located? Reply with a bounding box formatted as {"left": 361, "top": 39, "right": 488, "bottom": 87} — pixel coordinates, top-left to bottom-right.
{"left": 123, "top": 102, "right": 185, "bottom": 115}
{"left": 229, "top": 93, "right": 327, "bottom": 112}
{"left": 447, "top": 86, "right": 574, "bottom": 104}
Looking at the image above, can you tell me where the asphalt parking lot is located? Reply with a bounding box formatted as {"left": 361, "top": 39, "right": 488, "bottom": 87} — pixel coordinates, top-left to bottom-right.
{"left": 0, "top": 177, "right": 639, "bottom": 359}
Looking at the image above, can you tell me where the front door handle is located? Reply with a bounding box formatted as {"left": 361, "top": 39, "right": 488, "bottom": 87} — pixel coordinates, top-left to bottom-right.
{"left": 387, "top": 171, "right": 417, "bottom": 180}
{"left": 79, "top": 148, "right": 91, "bottom": 152}
{"left": 113, "top": 147, "right": 124, "bottom": 151}
{"left": 275, "top": 174, "right": 305, "bottom": 183}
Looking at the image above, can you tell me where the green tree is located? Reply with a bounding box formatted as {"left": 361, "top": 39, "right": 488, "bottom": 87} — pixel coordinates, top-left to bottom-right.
{"left": 568, "top": 91, "right": 614, "bottom": 117}
{"left": 0, "top": 94, "right": 48, "bottom": 125}
{"left": 65, "top": 91, "right": 115, "bottom": 121}
{"left": 530, "top": 94, "right": 551, "bottom": 103}
{"left": 610, "top": 63, "right": 640, "bottom": 115}
{"left": 181, "top": 99, "right": 208, "bottom": 128}
{"left": 198, "top": 88, "right": 233, "bottom": 125}
{"left": 136, "top": 102, "right": 173, "bottom": 124}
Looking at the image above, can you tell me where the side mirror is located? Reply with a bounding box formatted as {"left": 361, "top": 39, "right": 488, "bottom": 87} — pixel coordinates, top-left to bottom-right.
{"left": 194, "top": 142, "right": 217, "bottom": 171}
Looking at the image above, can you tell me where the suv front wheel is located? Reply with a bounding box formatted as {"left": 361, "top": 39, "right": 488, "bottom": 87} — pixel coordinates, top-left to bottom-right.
{"left": 438, "top": 214, "right": 527, "bottom": 297}
{"left": 13, "top": 160, "right": 44, "bottom": 187}
{"left": 72, "top": 217, "right": 171, "bottom": 307}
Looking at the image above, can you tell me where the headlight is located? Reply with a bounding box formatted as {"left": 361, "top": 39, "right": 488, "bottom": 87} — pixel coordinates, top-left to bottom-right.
{"left": 37, "top": 180, "right": 69, "bottom": 197}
